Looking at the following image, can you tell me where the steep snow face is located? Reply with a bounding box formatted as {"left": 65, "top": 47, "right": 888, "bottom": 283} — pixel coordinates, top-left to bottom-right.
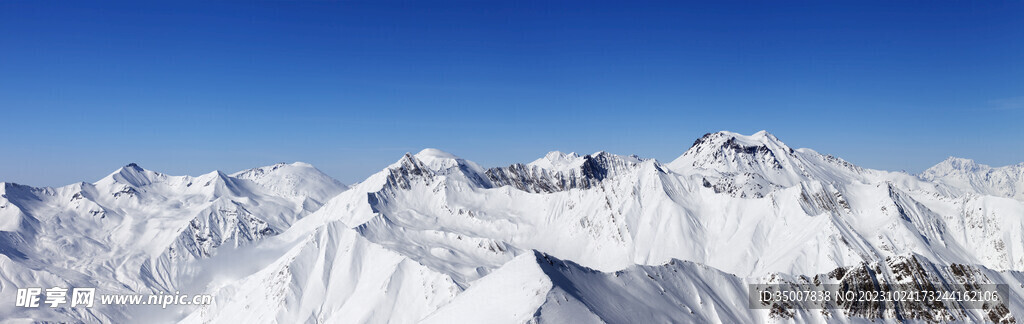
{"left": 529, "top": 252, "right": 757, "bottom": 324}
{"left": 0, "top": 163, "right": 346, "bottom": 322}
{"left": 180, "top": 220, "right": 461, "bottom": 324}
{"left": 347, "top": 150, "right": 664, "bottom": 281}
{"left": 419, "top": 252, "right": 553, "bottom": 324}
{"left": 920, "top": 157, "right": 1024, "bottom": 201}
{"left": 419, "top": 251, "right": 753, "bottom": 324}
{"left": 426, "top": 251, "right": 1019, "bottom": 323}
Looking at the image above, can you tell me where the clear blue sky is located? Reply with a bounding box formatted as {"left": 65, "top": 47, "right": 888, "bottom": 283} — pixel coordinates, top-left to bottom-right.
{"left": 2, "top": 1, "right": 1022, "bottom": 186}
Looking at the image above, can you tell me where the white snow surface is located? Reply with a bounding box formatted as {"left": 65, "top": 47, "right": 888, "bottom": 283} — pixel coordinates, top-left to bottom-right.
{"left": 1, "top": 131, "right": 1023, "bottom": 323}
{"left": 920, "top": 157, "right": 1024, "bottom": 201}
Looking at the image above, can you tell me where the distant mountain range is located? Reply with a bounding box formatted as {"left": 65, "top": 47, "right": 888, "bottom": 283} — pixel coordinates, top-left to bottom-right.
{"left": 1, "top": 131, "right": 1022, "bottom": 323}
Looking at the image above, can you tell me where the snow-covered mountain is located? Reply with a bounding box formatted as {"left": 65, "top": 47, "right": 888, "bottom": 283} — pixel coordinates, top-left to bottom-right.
{"left": 0, "top": 162, "right": 345, "bottom": 322}
{"left": 2, "top": 131, "right": 1023, "bottom": 323}
{"left": 920, "top": 157, "right": 1024, "bottom": 201}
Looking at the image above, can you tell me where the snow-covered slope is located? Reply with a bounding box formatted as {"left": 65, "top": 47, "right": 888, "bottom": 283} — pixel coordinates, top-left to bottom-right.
{"left": 0, "top": 162, "right": 345, "bottom": 322}
{"left": 2, "top": 131, "right": 1024, "bottom": 323}
{"left": 920, "top": 157, "right": 1024, "bottom": 201}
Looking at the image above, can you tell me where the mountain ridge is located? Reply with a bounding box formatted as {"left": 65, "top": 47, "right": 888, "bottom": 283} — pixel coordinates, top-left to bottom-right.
{"left": 2, "top": 131, "right": 1023, "bottom": 323}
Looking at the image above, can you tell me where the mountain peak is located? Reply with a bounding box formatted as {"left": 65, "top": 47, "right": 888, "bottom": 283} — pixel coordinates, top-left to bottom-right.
{"left": 545, "top": 151, "right": 579, "bottom": 160}
{"left": 232, "top": 162, "right": 347, "bottom": 200}
{"left": 687, "top": 130, "right": 787, "bottom": 151}
{"left": 528, "top": 151, "right": 584, "bottom": 171}
{"left": 673, "top": 131, "right": 794, "bottom": 171}
{"left": 100, "top": 163, "right": 160, "bottom": 187}
{"left": 404, "top": 148, "right": 464, "bottom": 172}
{"left": 921, "top": 157, "right": 985, "bottom": 179}
{"left": 415, "top": 148, "right": 459, "bottom": 160}
{"left": 394, "top": 149, "right": 481, "bottom": 173}
{"left": 666, "top": 130, "right": 868, "bottom": 189}
{"left": 752, "top": 129, "right": 775, "bottom": 139}
{"left": 920, "top": 157, "right": 1024, "bottom": 200}
{"left": 378, "top": 149, "right": 492, "bottom": 189}
{"left": 943, "top": 157, "right": 980, "bottom": 170}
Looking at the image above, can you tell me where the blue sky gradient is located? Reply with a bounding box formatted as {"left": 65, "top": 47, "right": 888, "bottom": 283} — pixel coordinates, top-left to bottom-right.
{"left": 2, "top": 1, "right": 1022, "bottom": 186}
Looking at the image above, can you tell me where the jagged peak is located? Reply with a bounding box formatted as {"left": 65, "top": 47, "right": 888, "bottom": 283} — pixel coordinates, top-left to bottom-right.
{"left": 920, "top": 157, "right": 988, "bottom": 179}
{"left": 589, "top": 151, "right": 645, "bottom": 163}
{"left": 375, "top": 149, "right": 492, "bottom": 190}
{"left": 545, "top": 151, "right": 580, "bottom": 160}
{"left": 186, "top": 170, "right": 251, "bottom": 198}
{"left": 670, "top": 131, "right": 870, "bottom": 188}
{"left": 393, "top": 152, "right": 422, "bottom": 168}
{"left": 673, "top": 131, "right": 795, "bottom": 170}
{"left": 921, "top": 156, "right": 1024, "bottom": 179}
{"left": 936, "top": 157, "right": 981, "bottom": 170}
{"left": 199, "top": 169, "right": 232, "bottom": 180}
{"left": 521, "top": 150, "right": 644, "bottom": 174}
{"left": 100, "top": 163, "right": 162, "bottom": 187}
{"left": 191, "top": 170, "right": 235, "bottom": 188}
{"left": 388, "top": 149, "right": 488, "bottom": 180}
{"left": 528, "top": 151, "right": 585, "bottom": 171}
{"left": 919, "top": 157, "right": 1024, "bottom": 200}
{"left": 686, "top": 130, "right": 791, "bottom": 153}
{"left": 393, "top": 149, "right": 462, "bottom": 172}
{"left": 582, "top": 151, "right": 645, "bottom": 170}
{"left": 943, "top": 156, "right": 978, "bottom": 164}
